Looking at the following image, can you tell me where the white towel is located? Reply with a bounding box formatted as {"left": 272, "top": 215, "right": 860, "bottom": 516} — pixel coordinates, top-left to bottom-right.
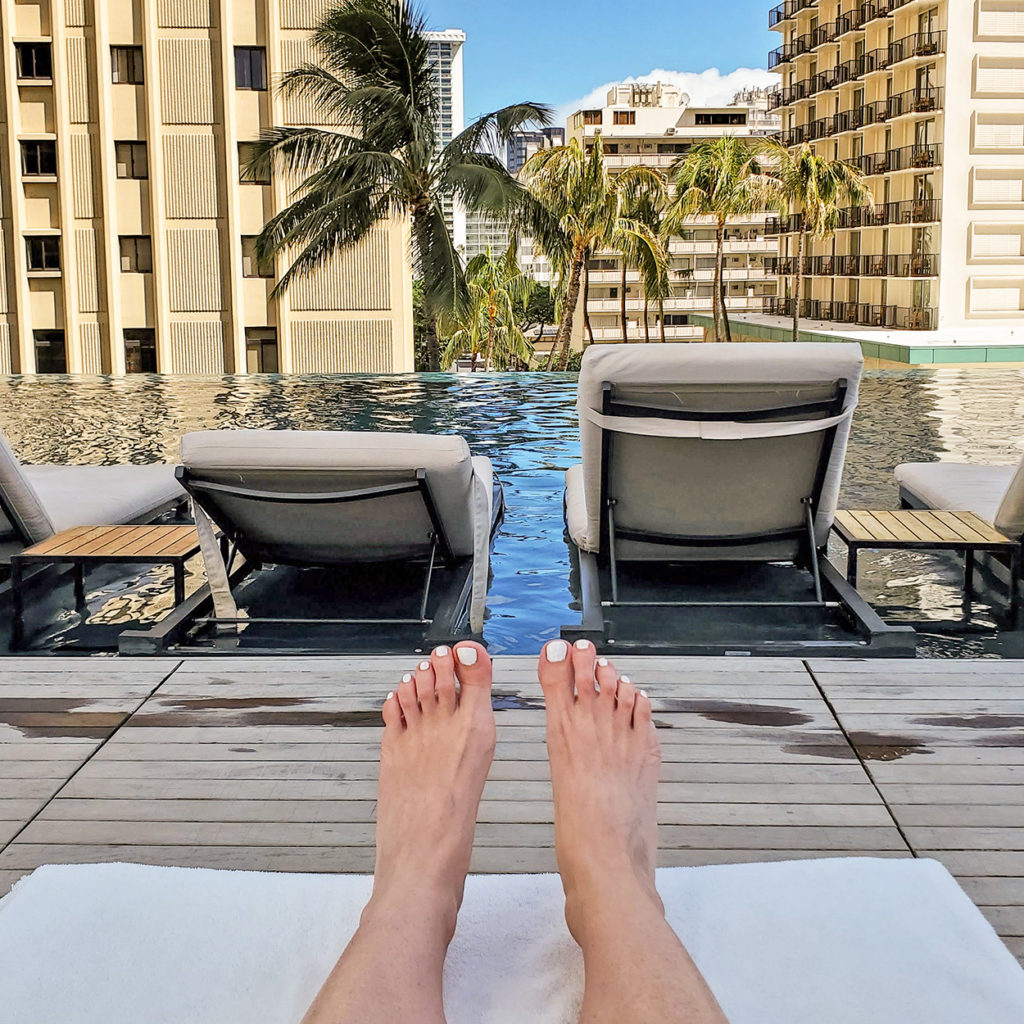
{"left": 1, "top": 858, "right": 1022, "bottom": 1024}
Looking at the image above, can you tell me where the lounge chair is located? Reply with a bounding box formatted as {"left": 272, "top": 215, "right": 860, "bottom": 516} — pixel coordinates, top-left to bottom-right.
{"left": 896, "top": 457, "right": 1024, "bottom": 541}
{"left": 162, "top": 430, "right": 502, "bottom": 648}
{"left": 0, "top": 426, "right": 184, "bottom": 567}
{"left": 560, "top": 342, "right": 913, "bottom": 656}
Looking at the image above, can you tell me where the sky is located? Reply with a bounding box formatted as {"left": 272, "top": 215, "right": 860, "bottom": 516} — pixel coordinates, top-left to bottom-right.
{"left": 425, "top": 0, "right": 778, "bottom": 125}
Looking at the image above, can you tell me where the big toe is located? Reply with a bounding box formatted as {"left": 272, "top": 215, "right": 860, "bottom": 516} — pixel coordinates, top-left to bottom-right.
{"left": 453, "top": 641, "right": 493, "bottom": 711}
{"left": 538, "top": 639, "right": 574, "bottom": 710}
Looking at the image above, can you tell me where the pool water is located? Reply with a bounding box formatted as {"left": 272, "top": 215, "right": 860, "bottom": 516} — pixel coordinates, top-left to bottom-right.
{"left": 1, "top": 369, "right": 1023, "bottom": 658}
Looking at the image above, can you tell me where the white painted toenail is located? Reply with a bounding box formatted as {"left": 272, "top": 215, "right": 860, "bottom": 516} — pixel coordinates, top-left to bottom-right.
{"left": 640, "top": 690, "right": 648, "bottom": 698}
{"left": 419, "top": 661, "right": 431, "bottom": 671}
{"left": 456, "top": 647, "right": 478, "bottom": 666}
{"left": 386, "top": 692, "right": 394, "bottom": 701}
{"left": 402, "top": 674, "right": 413, "bottom": 684}
{"left": 434, "top": 645, "right": 450, "bottom": 657}
{"left": 597, "top": 657, "right": 609, "bottom": 667}
{"left": 574, "top": 639, "right": 591, "bottom": 650}
{"left": 547, "top": 640, "right": 568, "bottom": 662}
{"left": 620, "top": 675, "right": 632, "bottom": 684}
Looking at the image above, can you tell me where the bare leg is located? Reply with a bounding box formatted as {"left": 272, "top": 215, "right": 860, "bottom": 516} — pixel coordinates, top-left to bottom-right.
{"left": 301, "top": 642, "right": 496, "bottom": 1024}
{"left": 539, "top": 639, "right": 730, "bottom": 1024}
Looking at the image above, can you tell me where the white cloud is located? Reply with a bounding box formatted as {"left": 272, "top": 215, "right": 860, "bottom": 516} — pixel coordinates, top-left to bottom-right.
{"left": 554, "top": 67, "right": 777, "bottom": 125}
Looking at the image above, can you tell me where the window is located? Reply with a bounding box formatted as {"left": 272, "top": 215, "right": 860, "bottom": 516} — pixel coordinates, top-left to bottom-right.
{"left": 26, "top": 236, "right": 60, "bottom": 272}
{"left": 21, "top": 140, "right": 57, "bottom": 177}
{"left": 582, "top": 110, "right": 602, "bottom": 125}
{"left": 238, "top": 142, "right": 270, "bottom": 184}
{"left": 34, "top": 330, "right": 66, "bottom": 373}
{"left": 234, "top": 47, "right": 267, "bottom": 90}
{"left": 16, "top": 43, "right": 52, "bottom": 80}
{"left": 242, "top": 236, "right": 273, "bottom": 278}
{"left": 694, "top": 112, "right": 746, "bottom": 126}
{"left": 119, "top": 236, "right": 152, "bottom": 273}
{"left": 124, "top": 329, "right": 157, "bottom": 373}
{"left": 245, "top": 328, "right": 279, "bottom": 373}
{"left": 613, "top": 110, "right": 636, "bottom": 126}
{"left": 111, "top": 46, "right": 144, "bottom": 85}
{"left": 115, "top": 141, "right": 148, "bottom": 179}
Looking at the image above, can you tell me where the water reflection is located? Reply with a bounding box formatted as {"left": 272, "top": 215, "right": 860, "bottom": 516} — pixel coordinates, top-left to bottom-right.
{"left": 1, "top": 368, "right": 1022, "bottom": 656}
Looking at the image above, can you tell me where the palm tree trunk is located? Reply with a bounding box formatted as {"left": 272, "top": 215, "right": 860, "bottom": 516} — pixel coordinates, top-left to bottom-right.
{"left": 583, "top": 260, "right": 595, "bottom": 347}
{"left": 712, "top": 220, "right": 725, "bottom": 342}
{"left": 644, "top": 298, "right": 651, "bottom": 342}
{"left": 717, "top": 219, "right": 732, "bottom": 342}
{"left": 483, "top": 308, "right": 496, "bottom": 372}
{"left": 556, "top": 252, "right": 586, "bottom": 370}
{"left": 659, "top": 300, "right": 666, "bottom": 343}
{"left": 792, "top": 229, "right": 805, "bottom": 343}
{"left": 620, "top": 258, "right": 628, "bottom": 339}
{"left": 425, "top": 320, "right": 441, "bottom": 371}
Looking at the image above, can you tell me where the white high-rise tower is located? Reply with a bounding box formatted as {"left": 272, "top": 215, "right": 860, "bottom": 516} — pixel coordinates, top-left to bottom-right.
{"left": 424, "top": 30, "right": 466, "bottom": 252}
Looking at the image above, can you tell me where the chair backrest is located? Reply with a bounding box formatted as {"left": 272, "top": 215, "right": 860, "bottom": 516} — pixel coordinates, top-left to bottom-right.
{"left": 995, "top": 457, "right": 1024, "bottom": 540}
{"left": 576, "top": 343, "right": 864, "bottom": 562}
{"left": 179, "top": 430, "right": 478, "bottom": 566}
{"left": 0, "top": 427, "right": 55, "bottom": 548}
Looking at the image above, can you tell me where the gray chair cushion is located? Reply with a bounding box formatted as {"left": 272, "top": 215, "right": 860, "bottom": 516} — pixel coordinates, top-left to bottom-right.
{"left": 180, "top": 430, "right": 484, "bottom": 560}
{"left": 571, "top": 342, "right": 864, "bottom": 559}
{"left": 0, "top": 429, "right": 55, "bottom": 544}
{"left": 895, "top": 461, "right": 1022, "bottom": 538}
{"left": 22, "top": 465, "right": 184, "bottom": 534}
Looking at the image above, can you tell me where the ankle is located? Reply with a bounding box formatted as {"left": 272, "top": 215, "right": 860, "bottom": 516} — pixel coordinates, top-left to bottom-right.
{"left": 563, "top": 870, "right": 664, "bottom": 950}
{"left": 364, "top": 878, "right": 462, "bottom": 946}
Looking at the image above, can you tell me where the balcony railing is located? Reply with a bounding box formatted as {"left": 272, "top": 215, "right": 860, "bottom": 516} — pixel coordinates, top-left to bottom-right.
{"left": 763, "top": 296, "right": 936, "bottom": 330}
{"left": 769, "top": 0, "right": 816, "bottom": 29}
{"left": 767, "top": 201, "right": 941, "bottom": 235}
{"left": 784, "top": 90, "right": 944, "bottom": 147}
{"left": 852, "top": 143, "right": 942, "bottom": 176}
{"left": 766, "top": 253, "right": 940, "bottom": 278}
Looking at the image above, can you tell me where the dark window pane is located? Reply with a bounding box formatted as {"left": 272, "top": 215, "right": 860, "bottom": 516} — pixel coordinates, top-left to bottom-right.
{"left": 17, "top": 43, "right": 52, "bottom": 80}
{"left": 125, "top": 330, "right": 157, "bottom": 373}
{"left": 34, "top": 331, "right": 66, "bottom": 373}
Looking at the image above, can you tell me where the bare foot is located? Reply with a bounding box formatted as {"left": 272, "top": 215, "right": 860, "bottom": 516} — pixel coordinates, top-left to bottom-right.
{"left": 371, "top": 641, "right": 496, "bottom": 940}
{"left": 539, "top": 639, "right": 662, "bottom": 943}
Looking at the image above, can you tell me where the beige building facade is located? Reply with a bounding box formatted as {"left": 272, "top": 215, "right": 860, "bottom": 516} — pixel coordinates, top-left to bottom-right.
{"left": 767, "top": 0, "right": 1024, "bottom": 331}
{"left": 0, "top": 0, "right": 414, "bottom": 375}
{"left": 567, "top": 83, "right": 780, "bottom": 344}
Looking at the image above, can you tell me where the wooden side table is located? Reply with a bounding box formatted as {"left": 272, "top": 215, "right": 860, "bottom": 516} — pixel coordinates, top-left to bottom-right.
{"left": 833, "top": 509, "right": 1021, "bottom": 618}
{"left": 10, "top": 525, "right": 202, "bottom": 650}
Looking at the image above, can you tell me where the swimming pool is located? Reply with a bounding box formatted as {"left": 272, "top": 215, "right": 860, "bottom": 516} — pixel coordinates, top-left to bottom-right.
{"left": 1, "top": 368, "right": 1023, "bottom": 657}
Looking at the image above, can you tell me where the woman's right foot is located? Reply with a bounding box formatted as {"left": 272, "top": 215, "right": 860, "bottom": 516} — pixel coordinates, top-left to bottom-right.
{"left": 538, "top": 639, "right": 663, "bottom": 942}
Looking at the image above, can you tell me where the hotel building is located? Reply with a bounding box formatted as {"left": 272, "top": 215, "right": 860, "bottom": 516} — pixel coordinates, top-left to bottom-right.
{"left": 506, "top": 125, "right": 565, "bottom": 175}
{"left": 424, "top": 29, "right": 466, "bottom": 253}
{"left": 0, "top": 0, "right": 414, "bottom": 375}
{"left": 766, "top": 0, "right": 1024, "bottom": 332}
{"left": 567, "top": 83, "right": 780, "bottom": 343}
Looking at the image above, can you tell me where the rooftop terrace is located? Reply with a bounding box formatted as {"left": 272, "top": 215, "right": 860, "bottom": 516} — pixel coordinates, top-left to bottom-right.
{"left": 2, "top": 655, "right": 1022, "bottom": 965}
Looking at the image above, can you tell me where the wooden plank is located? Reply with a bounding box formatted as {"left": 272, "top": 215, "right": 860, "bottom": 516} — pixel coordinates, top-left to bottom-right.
{"left": 112, "top": 526, "right": 179, "bottom": 557}
{"left": 913, "top": 509, "right": 978, "bottom": 544}
{"left": 948, "top": 511, "right": 1016, "bottom": 546}
{"left": 21, "top": 525, "right": 95, "bottom": 557}
{"left": 845, "top": 510, "right": 893, "bottom": 542}
{"left": 868, "top": 510, "right": 934, "bottom": 542}
{"left": 69, "top": 525, "right": 145, "bottom": 557}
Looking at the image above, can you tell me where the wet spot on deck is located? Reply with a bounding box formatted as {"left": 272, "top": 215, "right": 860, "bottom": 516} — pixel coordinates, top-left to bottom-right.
{"left": 492, "top": 690, "right": 544, "bottom": 711}
{"left": 162, "top": 697, "right": 314, "bottom": 711}
{"left": 130, "top": 710, "right": 383, "bottom": 728}
{"left": 914, "top": 714, "right": 1024, "bottom": 730}
{"left": 847, "top": 731, "right": 933, "bottom": 761}
{"left": 782, "top": 742, "right": 859, "bottom": 760}
{"left": 0, "top": 709, "right": 126, "bottom": 740}
{"left": 229, "top": 747, "right": 257, "bottom": 753}
{"left": 662, "top": 700, "right": 813, "bottom": 728}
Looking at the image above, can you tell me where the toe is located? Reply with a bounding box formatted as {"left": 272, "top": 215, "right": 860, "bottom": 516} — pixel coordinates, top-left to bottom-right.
{"left": 414, "top": 660, "right": 437, "bottom": 710}
{"left": 616, "top": 676, "right": 637, "bottom": 719}
{"left": 595, "top": 656, "right": 617, "bottom": 701}
{"left": 571, "top": 639, "right": 598, "bottom": 700}
{"left": 382, "top": 690, "right": 404, "bottom": 730}
{"left": 634, "top": 687, "right": 653, "bottom": 730}
{"left": 538, "top": 639, "right": 574, "bottom": 711}
{"left": 431, "top": 645, "right": 458, "bottom": 712}
{"left": 452, "top": 641, "right": 492, "bottom": 710}
{"left": 397, "top": 674, "right": 420, "bottom": 722}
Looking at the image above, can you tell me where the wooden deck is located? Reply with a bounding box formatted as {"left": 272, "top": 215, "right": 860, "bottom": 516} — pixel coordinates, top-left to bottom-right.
{"left": 1, "top": 656, "right": 1022, "bottom": 963}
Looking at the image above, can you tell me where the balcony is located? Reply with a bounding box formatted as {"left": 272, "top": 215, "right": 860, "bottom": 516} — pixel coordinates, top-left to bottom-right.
{"left": 769, "top": 0, "right": 817, "bottom": 29}
{"left": 852, "top": 143, "right": 942, "bottom": 176}
{"left": 763, "top": 296, "right": 936, "bottom": 330}
{"left": 767, "top": 253, "right": 939, "bottom": 278}
{"left": 838, "top": 199, "right": 942, "bottom": 229}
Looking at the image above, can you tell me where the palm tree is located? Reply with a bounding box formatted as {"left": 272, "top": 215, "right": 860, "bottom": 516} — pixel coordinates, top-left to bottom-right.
{"left": 440, "top": 245, "right": 535, "bottom": 371}
{"left": 245, "top": 0, "right": 549, "bottom": 370}
{"left": 666, "top": 136, "right": 773, "bottom": 343}
{"left": 611, "top": 183, "right": 670, "bottom": 341}
{"left": 518, "top": 136, "right": 665, "bottom": 369}
{"left": 760, "top": 142, "right": 873, "bottom": 342}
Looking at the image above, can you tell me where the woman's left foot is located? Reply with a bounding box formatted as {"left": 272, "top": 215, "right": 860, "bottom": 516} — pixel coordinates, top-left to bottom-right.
{"left": 370, "top": 642, "right": 496, "bottom": 940}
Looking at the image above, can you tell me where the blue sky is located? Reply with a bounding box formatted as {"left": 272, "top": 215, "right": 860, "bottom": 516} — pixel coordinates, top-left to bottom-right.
{"left": 425, "top": 0, "right": 777, "bottom": 123}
